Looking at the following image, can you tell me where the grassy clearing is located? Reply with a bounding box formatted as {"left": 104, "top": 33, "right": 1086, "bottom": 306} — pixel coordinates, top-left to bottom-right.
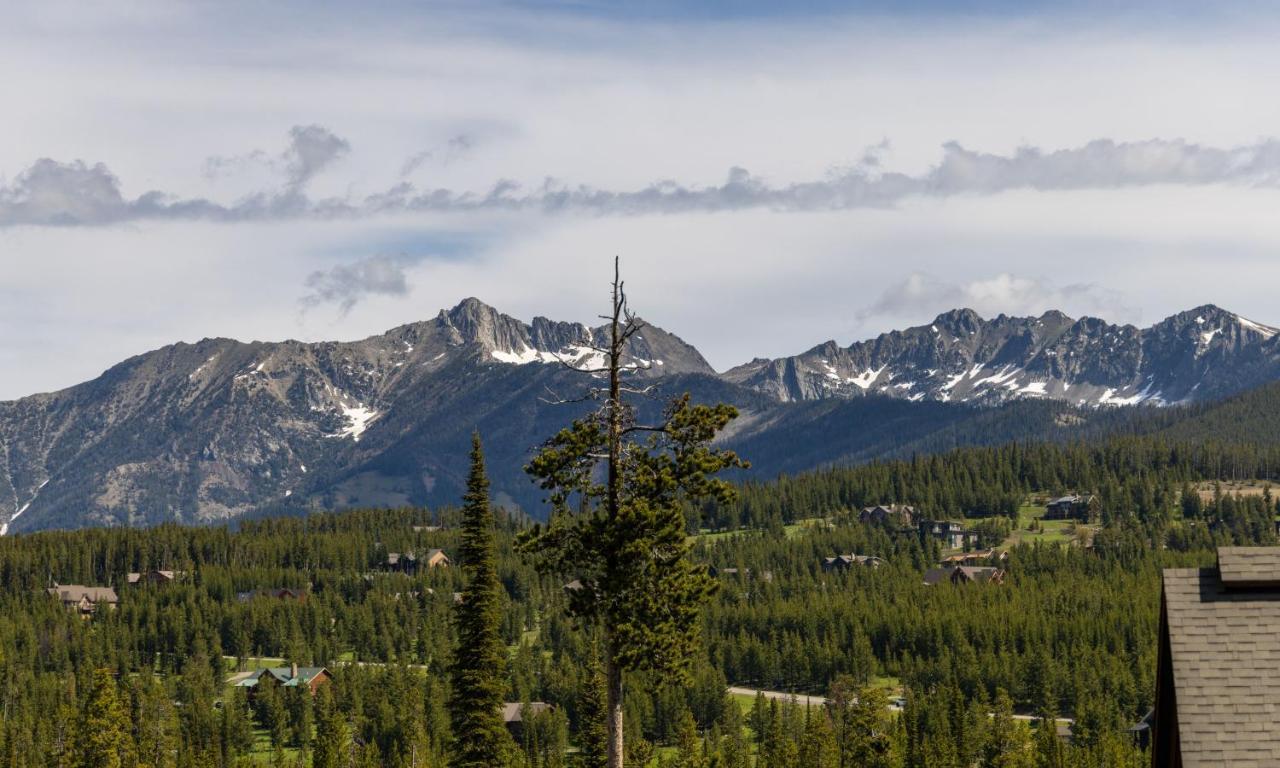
{"left": 1195, "top": 479, "right": 1276, "bottom": 501}
{"left": 696, "top": 517, "right": 830, "bottom": 543}
{"left": 1002, "top": 500, "right": 1090, "bottom": 549}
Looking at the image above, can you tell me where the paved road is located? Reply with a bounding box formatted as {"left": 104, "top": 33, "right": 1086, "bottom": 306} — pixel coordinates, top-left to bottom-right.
{"left": 726, "top": 686, "right": 831, "bottom": 708}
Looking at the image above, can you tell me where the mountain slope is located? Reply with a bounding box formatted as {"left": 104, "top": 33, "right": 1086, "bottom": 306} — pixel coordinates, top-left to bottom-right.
{"left": 725, "top": 304, "right": 1280, "bottom": 407}
{"left": 3, "top": 299, "right": 1279, "bottom": 533}
{"left": 0, "top": 299, "right": 713, "bottom": 532}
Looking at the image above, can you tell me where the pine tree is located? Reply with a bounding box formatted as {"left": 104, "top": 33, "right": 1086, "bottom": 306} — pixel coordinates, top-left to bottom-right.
{"left": 521, "top": 260, "right": 745, "bottom": 768}
{"left": 450, "top": 433, "right": 514, "bottom": 768}
{"left": 1032, "top": 716, "right": 1064, "bottom": 768}
{"left": 578, "top": 645, "right": 610, "bottom": 768}
{"left": 221, "top": 687, "right": 255, "bottom": 762}
{"left": 671, "top": 708, "right": 706, "bottom": 768}
{"left": 983, "top": 688, "right": 1030, "bottom": 768}
{"left": 76, "top": 668, "right": 131, "bottom": 768}
{"left": 312, "top": 686, "right": 349, "bottom": 768}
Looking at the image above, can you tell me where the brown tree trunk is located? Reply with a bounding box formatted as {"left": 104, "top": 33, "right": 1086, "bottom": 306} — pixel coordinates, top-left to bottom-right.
{"left": 603, "top": 258, "right": 631, "bottom": 768}
{"left": 606, "top": 641, "right": 625, "bottom": 768}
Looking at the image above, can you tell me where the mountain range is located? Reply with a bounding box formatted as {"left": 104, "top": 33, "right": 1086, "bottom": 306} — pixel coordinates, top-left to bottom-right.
{"left": 3, "top": 298, "right": 1279, "bottom": 533}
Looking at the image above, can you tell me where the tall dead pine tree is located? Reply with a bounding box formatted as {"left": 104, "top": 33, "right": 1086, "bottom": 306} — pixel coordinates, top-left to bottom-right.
{"left": 521, "top": 259, "right": 746, "bottom": 768}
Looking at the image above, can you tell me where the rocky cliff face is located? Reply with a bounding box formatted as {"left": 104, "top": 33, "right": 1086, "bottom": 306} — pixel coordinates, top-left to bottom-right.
{"left": 1, "top": 300, "right": 1277, "bottom": 533}
{"left": 723, "top": 304, "right": 1280, "bottom": 407}
{"left": 0, "top": 299, "right": 712, "bottom": 533}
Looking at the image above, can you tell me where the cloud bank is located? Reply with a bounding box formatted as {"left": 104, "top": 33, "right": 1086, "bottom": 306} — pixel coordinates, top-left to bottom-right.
{"left": 301, "top": 254, "right": 413, "bottom": 314}
{"left": 6, "top": 131, "right": 1280, "bottom": 227}
{"left": 859, "top": 272, "right": 1139, "bottom": 326}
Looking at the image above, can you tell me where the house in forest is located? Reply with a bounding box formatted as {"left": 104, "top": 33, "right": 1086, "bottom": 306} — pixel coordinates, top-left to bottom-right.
{"left": 235, "top": 663, "right": 331, "bottom": 697}
{"left": 125, "top": 569, "right": 182, "bottom": 586}
{"left": 860, "top": 504, "right": 915, "bottom": 527}
{"left": 918, "top": 519, "right": 978, "bottom": 549}
{"left": 384, "top": 552, "right": 419, "bottom": 574}
{"left": 1044, "top": 495, "right": 1094, "bottom": 521}
{"left": 1152, "top": 546, "right": 1280, "bottom": 765}
{"left": 941, "top": 549, "right": 1004, "bottom": 566}
{"left": 821, "top": 554, "right": 885, "bottom": 571}
{"left": 424, "top": 549, "right": 451, "bottom": 569}
{"left": 922, "top": 566, "right": 1004, "bottom": 586}
{"left": 503, "top": 702, "right": 554, "bottom": 739}
{"left": 46, "top": 583, "right": 118, "bottom": 616}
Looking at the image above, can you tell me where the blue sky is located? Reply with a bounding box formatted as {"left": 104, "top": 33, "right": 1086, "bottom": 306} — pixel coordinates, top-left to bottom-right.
{"left": 4, "top": 1, "right": 1280, "bottom": 399}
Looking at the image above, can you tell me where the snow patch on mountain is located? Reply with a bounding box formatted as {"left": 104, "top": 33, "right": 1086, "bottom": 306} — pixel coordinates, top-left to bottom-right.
{"left": 330, "top": 402, "right": 379, "bottom": 442}
{"left": 849, "top": 366, "right": 886, "bottom": 390}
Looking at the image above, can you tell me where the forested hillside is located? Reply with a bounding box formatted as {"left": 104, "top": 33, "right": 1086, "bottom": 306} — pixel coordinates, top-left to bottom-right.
{"left": 4, "top": 430, "right": 1277, "bottom": 766}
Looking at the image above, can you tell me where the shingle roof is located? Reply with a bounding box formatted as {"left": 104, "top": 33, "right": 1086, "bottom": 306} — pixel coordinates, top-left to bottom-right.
{"left": 47, "top": 584, "right": 118, "bottom": 604}
{"left": 1162, "top": 560, "right": 1280, "bottom": 766}
{"left": 237, "top": 667, "right": 329, "bottom": 688}
{"left": 1217, "top": 547, "right": 1280, "bottom": 587}
{"left": 502, "top": 702, "right": 553, "bottom": 723}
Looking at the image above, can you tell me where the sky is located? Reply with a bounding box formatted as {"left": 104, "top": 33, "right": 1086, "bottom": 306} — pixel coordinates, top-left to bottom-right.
{"left": 5, "top": 1, "right": 1280, "bottom": 399}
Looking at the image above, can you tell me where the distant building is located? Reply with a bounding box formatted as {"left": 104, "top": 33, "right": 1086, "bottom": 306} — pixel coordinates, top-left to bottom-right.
{"left": 424, "top": 549, "right": 451, "bottom": 569}
{"left": 922, "top": 566, "right": 1004, "bottom": 586}
{"left": 503, "top": 702, "right": 554, "bottom": 739}
{"left": 918, "top": 520, "right": 979, "bottom": 549}
{"left": 1044, "top": 495, "right": 1094, "bottom": 521}
{"left": 940, "top": 549, "right": 1004, "bottom": 566}
{"left": 384, "top": 552, "right": 419, "bottom": 574}
{"left": 1152, "top": 546, "right": 1280, "bottom": 765}
{"left": 47, "top": 583, "right": 119, "bottom": 616}
{"left": 821, "top": 554, "right": 885, "bottom": 571}
{"left": 235, "top": 664, "right": 331, "bottom": 697}
{"left": 860, "top": 505, "right": 915, "bottom": 527}
{"left": 125, "top": 570, "right": 182, "bottom": 586}
{"left": 412, "top": 525, "right": 443, "bottom": 533}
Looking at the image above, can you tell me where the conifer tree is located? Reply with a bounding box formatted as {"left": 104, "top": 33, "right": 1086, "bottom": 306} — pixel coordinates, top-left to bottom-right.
{"left": 312, "top": 686, "right": 349, "bottom": 768}
{"left": 983, "top": 688, "right": 1031, "bottom": 768}
{"left": 1032, "top": 716, "right": 1064, "bottom": 768}
{"left": 450, "top": 433, "right": 513, "bottom": 768}
{"left": 521, "top": 260, "right": 745, "bottom": 768}
{"left": 578, "top": 645, "right": 610, "bottom": 768}
{"left": 76, "top": 668, "right": 131, "bottom": 768}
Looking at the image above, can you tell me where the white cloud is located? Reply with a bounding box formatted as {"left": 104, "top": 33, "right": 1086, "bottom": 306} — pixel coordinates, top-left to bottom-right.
{"left": 858, "top": 272, "right": 1138, "bottom": 326}
{"left": 8, "top": 4, "right": 1280, "bottom": 397}
{"left": 301, "top": 254, "right": 413, "bottom": 314}
{"left": 10, "top": 135, "right": 1280, "bottom": 226}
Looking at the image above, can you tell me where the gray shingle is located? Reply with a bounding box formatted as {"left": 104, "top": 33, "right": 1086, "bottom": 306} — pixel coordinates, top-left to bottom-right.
{"left": 1163, "top": 551, "right": 1280, "bottom": 767}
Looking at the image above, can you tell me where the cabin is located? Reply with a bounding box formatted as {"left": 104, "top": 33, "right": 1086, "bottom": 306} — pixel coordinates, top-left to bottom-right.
{"left": 922, "top": 566, "right": 1004, "bottom": 586}
{"left": 235, "top": 664, "right": 331, "bottom": 697}
{"left": 47, "top": 584, "right": 119, "bottom": 616}
{"left": 424, "top": 549, "right": 451, "bottom": 569}
{"left": 821, "top": 554, "right": 884, "bottom": 571}
{"left": 860, "top": 504, "right": 915, "bottom": 527}
{"left": 412, "top": 525, "right": 443, "bottom": 533}
{"left": 1152, "top": 546, "right": 1280, "bottom": 765}
{"left": 384, "top": 552, "right": 419, "bottom": 574}
{"left": 1044, "top": 495, "right": 1094, "bottom": 521}
{"left": 503, "top": 702, "right": 554, "bottom": 739}
{"left": 918, "top": 520, "right": 978, "bottom": 549}
{"left": 940, "top": 549, "right": 1004, "bottom": 566}
{"left": 125, "top": 569, "right": 181, "bottom": 586}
